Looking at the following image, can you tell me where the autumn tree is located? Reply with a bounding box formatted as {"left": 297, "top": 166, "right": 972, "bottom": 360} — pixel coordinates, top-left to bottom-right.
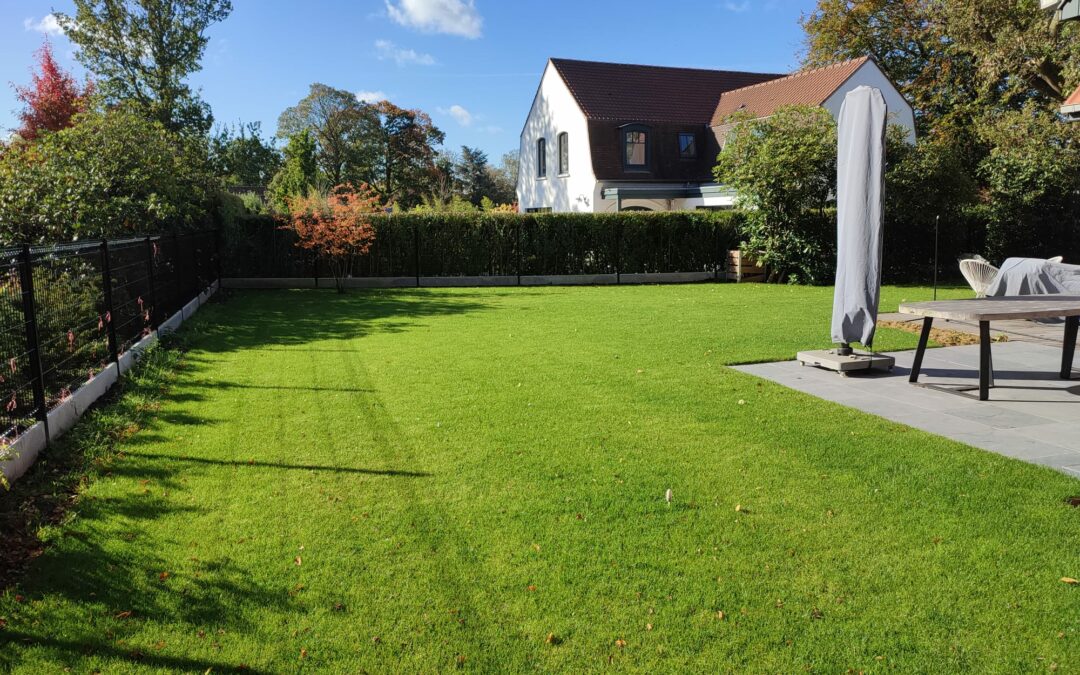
{"left": 12, "top": 41, "right": 94, "bottom": 142}
{"left": 57, "top": 0, "right": 232, "bottom": 135}
{"left": 283, "top": 185, "right": 380, "bottom": 292}
{"left": 370, "top": 101, "right": 445, "bottom": 208}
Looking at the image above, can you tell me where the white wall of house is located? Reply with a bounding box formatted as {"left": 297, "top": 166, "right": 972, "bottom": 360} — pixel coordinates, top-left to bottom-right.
{"left": 822, "top": 60, "right": 916, "bottom": 143}
{"left": 517, "top": 61, "right": 597, "bottom": 212}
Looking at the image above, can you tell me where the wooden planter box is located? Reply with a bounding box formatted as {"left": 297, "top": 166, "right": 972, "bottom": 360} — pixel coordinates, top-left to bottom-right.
{"left": 726, "top": 250, "right": 767, "bottom": 283}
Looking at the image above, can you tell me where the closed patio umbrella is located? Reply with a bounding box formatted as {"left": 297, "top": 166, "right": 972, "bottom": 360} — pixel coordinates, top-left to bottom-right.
{"left": 832, "top": 86, "right": 887, "bottom": 352}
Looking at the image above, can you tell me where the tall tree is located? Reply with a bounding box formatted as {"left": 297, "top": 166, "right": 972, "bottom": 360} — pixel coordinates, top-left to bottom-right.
{"left": 57, "top": 0, "right": 232, "bottom": 135}
{"left": 371, "top": 101, "right": 445, "bottom": 207}
{"left": 453, "top": 146, "right": 494, "bottom": 205}
{"left": 12, "top": 41, "right": 94, "bottom": 142}
{"left": 487, "top": 150, "right": 519, "bottom": 205}
{"left": 277, "top": 84, "right": 380, "bottom": 187}
{"left": 210, "top": 121, "right": 281, "bottom": 186}
{"left": 268, "top": 130, "right": 318, "bottom": 212}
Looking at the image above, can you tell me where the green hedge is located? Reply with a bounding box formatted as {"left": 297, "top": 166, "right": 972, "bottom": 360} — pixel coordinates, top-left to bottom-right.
{"left": 223, "top": 211, "right": 745, "bottom": 279}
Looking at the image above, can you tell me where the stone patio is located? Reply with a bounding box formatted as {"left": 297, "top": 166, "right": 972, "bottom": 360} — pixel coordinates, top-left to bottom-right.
{"left": 734, "top": 339, "right": 1080, "bottom": 478}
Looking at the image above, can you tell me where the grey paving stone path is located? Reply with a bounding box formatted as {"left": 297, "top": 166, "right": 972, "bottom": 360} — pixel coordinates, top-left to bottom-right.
{"left": 733, "top": 341, "right": 1080, "bottom": 478}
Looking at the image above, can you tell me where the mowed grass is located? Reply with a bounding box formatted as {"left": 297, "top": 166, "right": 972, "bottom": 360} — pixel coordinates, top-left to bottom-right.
{"left": 1, "top": 284, "right": 1078, "bottom": 673}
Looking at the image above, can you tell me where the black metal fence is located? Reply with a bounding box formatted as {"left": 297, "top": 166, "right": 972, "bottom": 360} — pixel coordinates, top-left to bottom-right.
{"left": 0, "top": 230, "right": 220, "bottom": 444}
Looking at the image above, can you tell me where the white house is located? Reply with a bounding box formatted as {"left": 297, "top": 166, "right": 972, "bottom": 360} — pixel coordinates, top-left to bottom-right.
{"left": 517, "top": 56, "right": 915, "bottom": 213}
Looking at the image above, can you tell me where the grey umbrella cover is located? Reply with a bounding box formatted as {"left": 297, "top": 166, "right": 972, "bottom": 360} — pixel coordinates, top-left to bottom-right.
{"left": 831, "top": 86, "right": 887, "bottom": 347}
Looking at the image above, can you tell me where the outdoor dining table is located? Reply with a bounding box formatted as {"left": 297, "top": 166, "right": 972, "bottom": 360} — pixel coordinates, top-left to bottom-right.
{"left": 898, "top": 296, "right": 1080, "bottom": 401}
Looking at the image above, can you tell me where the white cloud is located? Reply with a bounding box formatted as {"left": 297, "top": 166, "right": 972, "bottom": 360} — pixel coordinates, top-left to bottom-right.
{"left": 375, "top": 39, "right": 436, "bottom": 66}
{"left": 385, "top": 0, "right": 482, "bottom": 39}
{"left": 356, "top": 90, "right": 388, "bottom": 103}
{"left": 24, "top": 14, "right": 63, "bottom": 35}
{"left": 723, "top": 1, "right": 751, "bottom": 12}
{"left": 442, "top": 104, "right": 472, "bottom": 126}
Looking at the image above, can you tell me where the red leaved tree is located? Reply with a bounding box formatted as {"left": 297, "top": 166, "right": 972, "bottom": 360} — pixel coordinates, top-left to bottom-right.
{"left": 13, "top": 41, "right": 94, "bottom": 142}
{"left": 283, "top": 185, "right": 381, "bottom": 292}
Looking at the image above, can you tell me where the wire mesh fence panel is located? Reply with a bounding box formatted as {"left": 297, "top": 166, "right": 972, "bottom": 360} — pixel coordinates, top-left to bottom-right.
{"left": 108, "top": 239, "right": 155, "bottom": 354}
{"left": 30, "top": 243, "right": 109, "bottom": 407}
{"left": 0, "top": 230, "right": 219, "bottom": 449}
{"left": 0, "top": 250, "right": 38, "bottom": 443}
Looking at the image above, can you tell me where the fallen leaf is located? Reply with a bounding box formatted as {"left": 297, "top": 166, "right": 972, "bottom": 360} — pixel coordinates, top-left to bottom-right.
{"left": 294, "top": 556, "right": 302, "bottom": 566}
{"left": 645, "top": 623, "right": 653, "bottom": 631}
{"left": 158, "top": 572, "right": 170, "bottom": 581}
{"left": 717, "top": 611, "right": 726, "bottom": 620}
{"left": 811, "top": 608, "right": 824, "bottom": 620}
{"left": 1062, "top": 577, "right": 1078, "bottom": 585}
{"left": 115, "top": 610, "right": 133, "bottom": 619}
{"left": 735, "top": 504, "right": 743, "bottom": 513}
{"left": 738, "top": 399, "right": 746, "bottom": 405}
{"left": 372, "top": 636, "right": 381, "bottom": 644}
{"left": 333, "top": 602, "right": 345, "bottom": 612}
{"left": 13, "top": 595, "right": 24, "bottom": 603}
{"left": 545, "top": 632, "right": 561, "bottom": 645}
{"left": 527, "top": 585, "right": 537, "bottom": 592}
{"left": 299, "top": 648, "right": 308, "bottom": 659}
{"left": 615, "top": 638, "right": 627, "bottom": 649}
{"left": 455, "top": 654, "right": 467, "bottom": 667}
{"left": 153, "top": 640, "right": 166, "bottom": 650}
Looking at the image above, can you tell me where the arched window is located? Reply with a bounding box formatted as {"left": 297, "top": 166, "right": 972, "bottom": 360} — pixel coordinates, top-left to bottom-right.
{"left": 537, "top": 138, "right": 547, "bottom": 178}
{"left": 558, "top": 132, "right": 569, "bottom": 175}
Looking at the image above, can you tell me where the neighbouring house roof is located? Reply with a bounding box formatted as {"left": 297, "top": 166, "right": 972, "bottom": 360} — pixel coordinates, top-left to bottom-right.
{"left": 1062, "top": 84, "right": 1080, "bottom": 116}
{"left": 710, "top": 56, "right": 870, "bottom": 126}
{"left": 550, "top": 58, "right": 783, "bottom": 125}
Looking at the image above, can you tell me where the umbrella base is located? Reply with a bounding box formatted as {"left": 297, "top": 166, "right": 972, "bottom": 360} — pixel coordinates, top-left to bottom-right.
{"left": 797, "top": 349, "right": 895, "bottom": 376}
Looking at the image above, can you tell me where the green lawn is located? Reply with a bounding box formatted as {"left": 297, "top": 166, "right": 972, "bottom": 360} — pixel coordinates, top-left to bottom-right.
{"left": 1, "top": 284, "right": 1078, "bottom": 673}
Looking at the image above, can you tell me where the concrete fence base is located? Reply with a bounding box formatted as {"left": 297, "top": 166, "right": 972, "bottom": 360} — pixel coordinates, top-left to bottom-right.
{"left": 0, "top": 280, "right": 219, "bottom": 485}
{"left": 223, "top": 272, "right": 722, "bottom": 290}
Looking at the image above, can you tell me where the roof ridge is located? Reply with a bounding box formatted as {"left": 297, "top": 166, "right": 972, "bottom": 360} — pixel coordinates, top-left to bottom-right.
{"left": 549, "top": 57, "right": 782, "bottom": 78}
{"left": 717, "top": 56, "right": 869, "bottom": 98}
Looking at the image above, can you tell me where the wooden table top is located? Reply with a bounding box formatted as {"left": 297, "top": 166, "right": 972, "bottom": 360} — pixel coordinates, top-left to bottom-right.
{"left": 899, "top": 296, "right": 1080, "bottom": 321}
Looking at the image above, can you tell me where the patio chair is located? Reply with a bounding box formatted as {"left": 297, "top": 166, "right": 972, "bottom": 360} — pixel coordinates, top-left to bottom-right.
{"left": 960, "top": 258, "right": 999, "bottom": 298}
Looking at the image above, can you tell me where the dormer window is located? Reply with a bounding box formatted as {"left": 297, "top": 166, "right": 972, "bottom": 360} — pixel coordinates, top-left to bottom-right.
{"left": 537, "top": 138, "right": 547, "bottom": 178}
{"left": 679, "top": 132, "right": 697, "bottom": 160}
{"left": 622, "top": 125, "right": 649, "bottom": 170}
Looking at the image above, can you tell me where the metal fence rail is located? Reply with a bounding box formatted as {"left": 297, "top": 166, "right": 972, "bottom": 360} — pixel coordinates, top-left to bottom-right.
{"left": 0, "top": 230, "right": 220, "bottom": 445}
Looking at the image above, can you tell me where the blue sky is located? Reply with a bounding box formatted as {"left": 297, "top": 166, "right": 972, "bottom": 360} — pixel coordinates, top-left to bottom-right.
{"left": 1, "top": 0, "right": 818, "bottom": 160}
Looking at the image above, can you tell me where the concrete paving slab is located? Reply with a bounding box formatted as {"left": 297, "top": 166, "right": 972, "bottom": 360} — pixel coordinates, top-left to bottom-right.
{"left": 734, "top": 341, "right": 1080, "bottom": 478}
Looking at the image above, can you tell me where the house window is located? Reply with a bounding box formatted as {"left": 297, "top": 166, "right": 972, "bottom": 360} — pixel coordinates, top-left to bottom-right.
{"left": 623, "top": 126, "right": 648, "bottom": 169}
{"left": 679, "top": 132, "right": 697, "bottom": 160}
{"left": 537, "top": 138, "right": 547, "bottom": 178}
{"left": 558, "top": 132, "right": 569, "bottom": 175}
{"left": 526, "top": 207, "right": 553, "bottom": 213}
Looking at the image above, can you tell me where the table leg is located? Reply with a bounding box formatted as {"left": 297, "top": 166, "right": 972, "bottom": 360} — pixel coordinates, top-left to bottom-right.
{"left": 979, "top": 321, "right": 992, "bottom": 401}
{"left": 909, "top": 317, "right": 933, "bottom": 383}
{"left": 1062, "top": 315, "right": 1079, "bottom": 380}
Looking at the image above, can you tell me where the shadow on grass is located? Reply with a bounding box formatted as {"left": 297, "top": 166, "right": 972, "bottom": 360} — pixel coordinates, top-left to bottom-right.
{"left": 193, "top": 289, "right": 497, "bottom": 353}
{"left": 132, "top": 452, "right": 433, "bottom": 477}
{"left": 0, "top": 630, "right": 271, "bottom": 674}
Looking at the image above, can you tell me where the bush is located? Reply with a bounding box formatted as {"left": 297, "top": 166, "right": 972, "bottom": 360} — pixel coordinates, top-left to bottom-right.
{"left": 0, "top": 109, "right": 217, "bottom": 244}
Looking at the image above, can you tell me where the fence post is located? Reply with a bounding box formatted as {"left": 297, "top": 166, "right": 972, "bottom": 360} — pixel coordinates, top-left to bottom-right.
{"left": 516, "top": 218, "right": 522, "bottom": 286}
{"left": 18, "top": 245, "right": 49, "bottom": 442}
{"left": 214, "top": 228, "right": 223, "bottom": 288}
{"left": 614, "top": 220, "right": 622, "bottom": 285}
{"left": 413, "top": 222, "right": 421, "bottom": 287}
{"left": 100, "top": 240, "right": 119, "bottom": 365}
{"left": 145, "top": 236, "right": 157, "bottom": 328}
